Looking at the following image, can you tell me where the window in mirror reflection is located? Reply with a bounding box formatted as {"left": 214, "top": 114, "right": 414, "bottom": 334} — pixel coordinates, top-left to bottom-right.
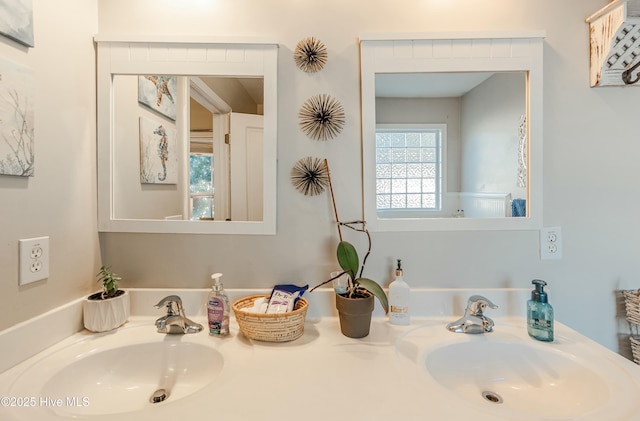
{"left": 375, "top": 124, "right": 445, "bottom": 219}
{"left": 189, "top": 153, "right": 214, "bottom": 220}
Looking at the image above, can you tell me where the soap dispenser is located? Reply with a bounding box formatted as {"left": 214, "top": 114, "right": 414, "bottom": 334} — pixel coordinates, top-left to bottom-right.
{"left": 207, "top": 273, "right": 229, "bottom": 336}
{"left": 527, "top": 279, "right": 554, "bottom": 342}
{"left": 389, "top": 259, "right": 410, "bottom": 325}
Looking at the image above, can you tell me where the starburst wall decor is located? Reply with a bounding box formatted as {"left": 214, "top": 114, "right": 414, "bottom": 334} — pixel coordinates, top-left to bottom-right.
{"left": 298, "top": 94, "right": 345, "bottom": 141}
{"left": 291, "top": 156, "right": 329, "bottom": 196}
{"left": 294, "top": 37, "right": 328, "bottom": 73}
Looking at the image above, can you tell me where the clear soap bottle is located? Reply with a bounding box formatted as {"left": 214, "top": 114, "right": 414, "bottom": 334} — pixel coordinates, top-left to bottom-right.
{"left": 207, "top": 273, "right": 229, "bottom": 336}
{"left": 527, "top": 279, "right": 554, "bottom": 342}
{"left": 389, "top": 259, "right": 410, "bottom": 325}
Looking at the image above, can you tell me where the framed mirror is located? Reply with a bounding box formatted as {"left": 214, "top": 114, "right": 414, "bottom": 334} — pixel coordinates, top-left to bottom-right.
{"left": 96, "top": 36, "right": 278, "bottom": 234}
{"left": 360, "top": 32, "right": 544, "bottom": 231}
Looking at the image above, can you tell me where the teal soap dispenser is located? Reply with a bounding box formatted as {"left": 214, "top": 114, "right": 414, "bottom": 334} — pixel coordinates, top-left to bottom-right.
{"left": 527, "top": 279, "right": 554, "bottom": 342}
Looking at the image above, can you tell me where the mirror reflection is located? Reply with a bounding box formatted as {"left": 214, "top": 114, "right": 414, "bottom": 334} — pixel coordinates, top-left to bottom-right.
{"left": 374, "top": 71, "right": 527, "bottom": 219}
{"left": 112, "top": 75, "right": 264, "bottom": 222}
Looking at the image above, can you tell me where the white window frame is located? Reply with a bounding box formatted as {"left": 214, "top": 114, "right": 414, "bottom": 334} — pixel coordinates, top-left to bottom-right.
{"left": 375, "top": 124, "right": 447, "bottom": 219}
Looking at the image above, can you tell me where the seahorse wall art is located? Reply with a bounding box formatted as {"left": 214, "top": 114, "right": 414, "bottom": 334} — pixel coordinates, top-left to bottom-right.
{"left": 139, "top": 116, "right": 177, "bottom": 184}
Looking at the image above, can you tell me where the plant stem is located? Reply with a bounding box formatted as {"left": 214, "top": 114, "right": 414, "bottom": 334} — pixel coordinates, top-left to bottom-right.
{"left": 338, "top": 220, "right": 371, "bottom": 279}
{"left": 309, "top": 270, "right": 348, "bottom": 292}
{"left": 324, "top": 159, "right": 342, "bottom": 242}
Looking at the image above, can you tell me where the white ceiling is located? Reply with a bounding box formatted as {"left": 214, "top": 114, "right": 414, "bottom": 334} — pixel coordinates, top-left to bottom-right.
{"left": 375, "top": 72, "right": 495, "bottom": 98}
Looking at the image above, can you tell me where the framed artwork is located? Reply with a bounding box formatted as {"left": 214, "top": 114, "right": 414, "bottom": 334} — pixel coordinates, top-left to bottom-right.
{"left": 0, "top": 57, "right": 34, "bottom": 176}
{"left": 138, "top": 75, "right": 177, "bottom": 121}
{"left": 0, "top": 0, "right": 34, "bottom": 48}
{"left": 139, "top": 116, "right": 177, "bottom": 184}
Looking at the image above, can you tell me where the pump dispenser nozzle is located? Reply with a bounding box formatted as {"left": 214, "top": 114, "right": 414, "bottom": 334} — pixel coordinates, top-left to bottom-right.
{"left": 211, "top": 273, "right": 223, "bottom": 291}
{"left": 395, "top": 259, "right": 403, "bottom": 277}
{"left": 531, "top": 279, "right": 548, "bottom": 303}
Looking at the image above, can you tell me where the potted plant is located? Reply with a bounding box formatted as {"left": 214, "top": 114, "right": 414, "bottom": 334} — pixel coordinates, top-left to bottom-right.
{"left": 330, "top": 224, "right": 388, "bottom": 338}
{"left": 83, "top": 265, "right": 130, "bottom": 332}
{"left": 304, "top": 158, "right": 388, "bottom": 338}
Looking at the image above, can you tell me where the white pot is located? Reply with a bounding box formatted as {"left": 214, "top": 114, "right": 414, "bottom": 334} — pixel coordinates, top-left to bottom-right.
{"left": 83, "top": 290, "right": 130, "bottom": 332}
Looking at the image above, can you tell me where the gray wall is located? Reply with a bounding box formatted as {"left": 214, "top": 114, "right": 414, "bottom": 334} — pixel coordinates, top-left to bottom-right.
{"left": 1, "top": 1, "right": 636, "bottom": 356}
{"left": 96, "top": 0, "right": 637, "bottom": 353}
{"left": 461, "top": 72, "right": 527, "bottom": 199}
{"left": 0, "top": 0, "right": 99, "bottom": 330}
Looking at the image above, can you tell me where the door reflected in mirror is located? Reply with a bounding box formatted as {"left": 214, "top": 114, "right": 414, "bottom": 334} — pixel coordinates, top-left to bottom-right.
{"left": 112, "top": 75, "right": 264, "bottom": 222}
{"left": 374, "top": 71, "right": 526, "bottom": 219}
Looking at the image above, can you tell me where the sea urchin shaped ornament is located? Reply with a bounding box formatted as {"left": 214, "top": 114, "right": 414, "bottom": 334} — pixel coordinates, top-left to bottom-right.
{"left": 291, "top": 156, "right": 329, "bottom": 196}
{"left": 294, "top": 37, "right": 328, "bottom": 73}
{"left": 299, "top": 94, "right": 345, "bottom": 141}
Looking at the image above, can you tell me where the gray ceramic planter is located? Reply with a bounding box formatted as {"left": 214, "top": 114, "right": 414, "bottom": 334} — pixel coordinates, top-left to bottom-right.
{"left": 335, "top": 293, "right": 374, "bottom": 338}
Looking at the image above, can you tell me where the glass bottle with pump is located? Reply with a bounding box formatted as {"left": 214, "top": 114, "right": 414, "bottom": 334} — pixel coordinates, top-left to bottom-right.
{"left": 527, "top": 279, "right": 554, "bottom": 342}
{"left": 389, "top": 259, "right": 410, "bottom": 325}
{"left": 207, "top": 273, "right": 229, "bottom": 336}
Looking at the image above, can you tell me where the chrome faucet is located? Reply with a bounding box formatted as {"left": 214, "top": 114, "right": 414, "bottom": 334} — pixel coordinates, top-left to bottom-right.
{"left": 446, "top": 295, "right": 498, "bottom": 334}
{"left": 154, "top": 295, "right": 203, "bottom": 334}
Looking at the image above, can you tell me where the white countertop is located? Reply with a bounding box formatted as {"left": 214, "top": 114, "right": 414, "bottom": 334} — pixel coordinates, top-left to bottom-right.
{"left": 1, "top": 288, "right": 640, "bottom": 421}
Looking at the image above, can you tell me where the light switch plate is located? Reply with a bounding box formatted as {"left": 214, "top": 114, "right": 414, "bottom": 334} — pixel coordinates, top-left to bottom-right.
{"left": 19, "top": 236, "right": 50, "bottom": 285}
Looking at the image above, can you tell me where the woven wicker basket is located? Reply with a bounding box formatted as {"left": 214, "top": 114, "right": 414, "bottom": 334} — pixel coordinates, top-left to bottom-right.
{"left": 629, "top": 335, "right": 640, "bottom": 365}
{"left": 232, "top": 295, "right": 308, "bottom": 342}
{"left": 622, "top": 290, "right": 640, "bottom": 364}
{"left": 623, "top": 290, "right": 640, "bottom": 326}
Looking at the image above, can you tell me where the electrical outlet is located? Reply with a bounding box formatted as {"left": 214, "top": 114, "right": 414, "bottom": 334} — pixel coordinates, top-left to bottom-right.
{"left": 540, "top": 227, "right": 562, "bottom": 260}
{"left": 19, "top": 236, "right": 50, "bottom": 285}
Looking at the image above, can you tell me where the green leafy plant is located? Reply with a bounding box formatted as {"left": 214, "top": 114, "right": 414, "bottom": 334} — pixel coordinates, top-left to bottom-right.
{"left": 96, "top": 265, "right": 122, "bottom": 299}
{"left": 335, "top": 231, "right": 389, "bottom": 313}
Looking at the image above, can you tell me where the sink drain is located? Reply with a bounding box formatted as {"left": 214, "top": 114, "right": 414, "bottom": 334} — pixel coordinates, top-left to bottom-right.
{"left": 150, "top": 389, "right": 168, "bottom": 403}
{"left": 482, "top": 391, "right": 503, "bottom": 404}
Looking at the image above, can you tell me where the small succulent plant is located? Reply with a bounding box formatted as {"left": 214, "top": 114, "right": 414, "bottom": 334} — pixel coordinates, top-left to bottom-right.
{"left": 96, "top": 265, "right": 122, "bottom": 299}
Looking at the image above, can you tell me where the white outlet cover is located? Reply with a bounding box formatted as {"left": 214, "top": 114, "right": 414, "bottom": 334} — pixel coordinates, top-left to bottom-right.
{"left": 540, "top": 227, "right": 562, "bottom": 260}
{"left": 19, "top": 236, "right": 50, "bottom": 285}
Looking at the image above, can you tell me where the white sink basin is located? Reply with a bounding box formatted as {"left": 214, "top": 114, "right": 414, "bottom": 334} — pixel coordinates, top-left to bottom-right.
{"left": 40, "top": 341, "right": 222, "bottom": 415}
{"left": 396, "top": 319, "right": 640, "bottom": 420}
{"left": 426, "top": 340, "right": 607, "bottom": 418}
{"left": 6, "top": 320, "right": 251, "bottom": 418}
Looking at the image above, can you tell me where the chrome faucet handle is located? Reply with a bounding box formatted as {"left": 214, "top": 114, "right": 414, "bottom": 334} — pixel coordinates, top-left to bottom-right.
{"left": 154, "top": 295, "right": 183, "bottom": 316}
{"left": 465, "top": 295, "right": 498, "bottom": 317}
{"left": 154, "top": 295, "right": 183, "bottom": 308}
{"left": 447, "top": 295, "right": 498, "bottom": 334}
{"left": 153, "top": 295, "right": 202, "bottom": 334}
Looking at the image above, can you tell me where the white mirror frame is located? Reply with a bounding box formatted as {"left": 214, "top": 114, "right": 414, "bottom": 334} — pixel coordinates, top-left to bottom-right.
{"left": 96, "top": 35, "right": 278, "bottom": 234}
{"left": 360, "top": 31, "right": 545, "bottom": 231}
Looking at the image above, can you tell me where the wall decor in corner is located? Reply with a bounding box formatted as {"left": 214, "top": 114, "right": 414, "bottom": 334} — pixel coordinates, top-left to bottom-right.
{"left": 586, "top": 0, "right": 640, "bottom": 87}
{"left": 138, "top": 75, "right": 177, "bottom": 121}
{"left": 294, "top": 37, "right": 328, "bottom": 73}
{"left": 299, "top": 94, "right": 345, "bottom": 141}
{"left": 0, "top": 57, "right": 34, "bottom": 177}
{"left": 0, "top": 0, "right": 34, "bottom": 48}
{"left": 139, "top": 116, "right": 177, "bottom": 184}
{"left": 517, "top": 114, "right": 527, "bottom": 188}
